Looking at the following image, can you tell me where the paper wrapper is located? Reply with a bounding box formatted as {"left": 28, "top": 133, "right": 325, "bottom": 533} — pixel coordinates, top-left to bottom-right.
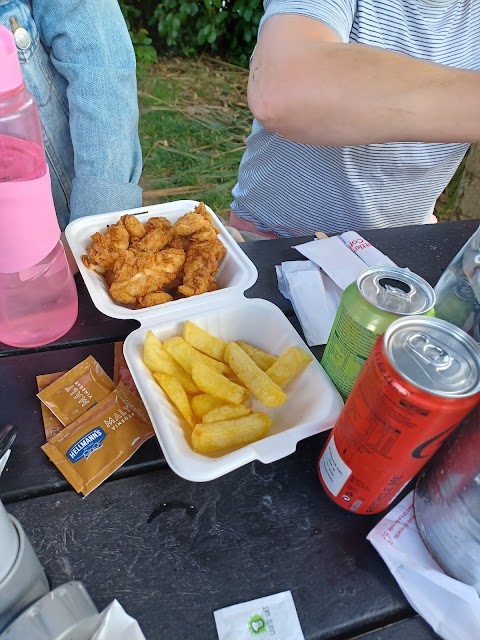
{"left": 276, "top": 231, "right": 399, "bottom": 346}
{"left": 214, "top": 590, "right": 305, "bottom": 639}
{"left": 368, "top": 492, "right": 480, "bottom": 640}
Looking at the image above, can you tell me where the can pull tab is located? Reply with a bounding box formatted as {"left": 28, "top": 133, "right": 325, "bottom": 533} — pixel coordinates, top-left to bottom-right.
{"left": 377, "top": 277, "right": 415, "bottom": 313}
{"left": 408, "top": 333, "right": 452, "bottom": 369}
{"left": 405, "top": 332, "right": 472, "bottom": 389}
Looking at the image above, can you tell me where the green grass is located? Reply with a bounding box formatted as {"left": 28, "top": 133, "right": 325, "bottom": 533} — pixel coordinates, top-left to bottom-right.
{"left": 434, "top": 154, "right": 467, "bottom": 222}
{"left": 138, "top": 57, "right": 250, "bottom": 221}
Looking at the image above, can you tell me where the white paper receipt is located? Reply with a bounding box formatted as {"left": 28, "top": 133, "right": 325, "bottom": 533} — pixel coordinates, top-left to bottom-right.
{"left": 214, "top": 590, "right": 305, "bottom": 640}
{"left": 318, "top": 435, "right": 352, "bottom": 497}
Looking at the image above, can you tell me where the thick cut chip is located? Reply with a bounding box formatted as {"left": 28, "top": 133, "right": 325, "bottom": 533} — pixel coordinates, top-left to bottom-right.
{"left": 192, "top": 413, "right": 272, "bottom": 453}
{"left": 202, "top": 404, "right": 252, "bottom": 423}
{"left": 143, "top": 331, "right": 199, "bottom": 394}
{"left": 235, "top": 341, "right": 278, "bottom": 372}
{"left": 191, "top": 394, "right": 225, "bottom": 420}
{"left": 225, "top": 343, "right": 286, "bottom": 407}
{"left": 266, "top": 347, "right": 313, "bottom": 388}
{"left": 154, "top": 373, "right": 195, "bottom": 429}
{"left": 191, "top": 361, "right": 249, "bottom": 405}
{"left": 183, "top": 321, "right": 227, "bottom": 361}
{"left": 143, "top": 330, "right": 164, "bottom": 371}
{"left": 164, "top": 337, "right": 231, "bottom": 376}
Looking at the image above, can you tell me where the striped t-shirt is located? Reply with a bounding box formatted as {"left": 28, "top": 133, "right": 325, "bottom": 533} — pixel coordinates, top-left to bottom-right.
{"left": 231, "top": 0, "right": 480, "bottom": 237}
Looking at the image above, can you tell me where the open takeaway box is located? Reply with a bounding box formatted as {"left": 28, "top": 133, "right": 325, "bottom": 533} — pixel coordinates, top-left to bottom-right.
{"left": 66, "top": 200, "right": 344, "bottom": 482}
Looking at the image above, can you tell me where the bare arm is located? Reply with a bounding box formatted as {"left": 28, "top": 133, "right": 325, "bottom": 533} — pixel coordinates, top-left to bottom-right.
{"left": 248, "top": 14, "right": 480, "bottom": 146}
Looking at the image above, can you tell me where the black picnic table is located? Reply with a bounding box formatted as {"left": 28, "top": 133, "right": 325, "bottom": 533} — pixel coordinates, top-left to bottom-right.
{"left": 2, "top": 219, "right": 477, "bottom": 640}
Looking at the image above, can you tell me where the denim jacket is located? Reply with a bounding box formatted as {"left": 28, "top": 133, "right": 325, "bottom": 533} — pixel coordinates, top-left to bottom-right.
{"left": 0, "top": 0, "right": 143, "bottom": 230}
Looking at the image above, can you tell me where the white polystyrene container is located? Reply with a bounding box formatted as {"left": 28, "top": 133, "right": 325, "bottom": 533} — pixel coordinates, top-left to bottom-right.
{"left": 66, "top": 201, "right": 257, "bottom": 321}
{"left": 66, "top": 201, "right": 344, "bottom": 482}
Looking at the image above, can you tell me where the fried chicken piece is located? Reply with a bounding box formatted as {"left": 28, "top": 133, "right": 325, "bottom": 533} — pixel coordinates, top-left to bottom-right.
{"left": 177, "top": 237, "right": 226, "bottom": 297}
{"left": 168, "top": 235, "right": 191, "bottom": 251}
{"left": 132, "top": 226, "right": 173, "bottom": 252}
{"left": 136, "top": 292, "right": 173, "bottom": 308}
{"left": 194, "top": 201, "right": 220, "bottom": 233}
{"left": 190, "top": 225, "right": 218, "bottom": 243}
{"left": 81, "top": 254, "right": 95, "bottom": 270}
{"left": 81, "top": 255, "right": 108, "bottom": 279}
{"left": 172, "top": 204, "right": 220, "bottom": 242}
{"left": 110, "top": 248, "right": 186, "bottom": 305}
{"left": 144, "top": 216, "right": 171, "bottom": 232}
{"left": 86, "top": 221, "right": 130, "bottom": 271}
{"left": 121, "top": 214, "right": 146, "bottom": 240}
{"left": 172, "top": 211, "right": 208, "bottom": 236}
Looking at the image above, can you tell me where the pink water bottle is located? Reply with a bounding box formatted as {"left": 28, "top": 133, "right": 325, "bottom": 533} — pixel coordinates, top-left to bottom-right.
{"left": 0, "top": 26, "right": 78, "bottom": 348}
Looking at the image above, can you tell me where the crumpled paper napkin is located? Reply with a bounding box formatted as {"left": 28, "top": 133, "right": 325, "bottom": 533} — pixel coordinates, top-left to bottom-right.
{"left": 91, "top": 600, "right": 146, "bottom": 640}
{"left": 367, "top": 492, "right": 480, "bottom": 640}
{"left": 276, "top": 261, "right": 342, "bottom": 346}
{"left": 276, "top": 231, "right": 397, "bottom": 346}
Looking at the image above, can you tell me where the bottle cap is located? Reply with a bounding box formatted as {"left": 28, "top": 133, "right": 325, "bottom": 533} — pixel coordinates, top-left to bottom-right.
{"left": 0, "top": 26, "right": 23, "bottom": 93}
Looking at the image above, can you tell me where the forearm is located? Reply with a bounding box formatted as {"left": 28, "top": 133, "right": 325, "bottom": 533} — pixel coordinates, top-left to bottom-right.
{"left": 249, "top": 35, "right": 480, "bottom": 146}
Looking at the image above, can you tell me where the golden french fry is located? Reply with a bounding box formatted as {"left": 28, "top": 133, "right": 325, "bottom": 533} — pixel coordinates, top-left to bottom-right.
{"left": 143, "top": 330, "right": 164, "bottom": 371}
{"left": 191, "top": 393, "right": 225, "bottom": 420}
{"left": 154, "top": 372, "right": 195, "bottom": 429}
{"left": 143, "top": 331, "right": 199, "bottom": 395}
{"left": 266, "top": 347, "right": 313, "bottom": 388}
{"left": 192, "top": 413, "right": 272, "bottom": 453}
{"left": 183, "top": 320, "right": 227, "bottom": 361}
{"left": 202, "top": 404, "right": 251, "bottom": 423}
{"left": 235, "top": 341, "right": 278, "bottom": 372}
{"left": 191, "top": 361, "right": 249, "bottom": 405}
{"left": 164, "top": 337, "right": 231, "bottom": 376}
{"left": 225, "top": 343, "right": 286, "bottom": 407}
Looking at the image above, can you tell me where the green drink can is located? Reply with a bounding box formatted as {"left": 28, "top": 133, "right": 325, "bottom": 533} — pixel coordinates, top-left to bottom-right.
{"left": 321, "top": 266, "right": 436, "bottom": 399}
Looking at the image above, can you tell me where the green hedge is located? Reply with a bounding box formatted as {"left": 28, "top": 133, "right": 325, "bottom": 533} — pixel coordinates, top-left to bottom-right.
{"left": 119, "top": 0, "right": 263, "bottom": 66}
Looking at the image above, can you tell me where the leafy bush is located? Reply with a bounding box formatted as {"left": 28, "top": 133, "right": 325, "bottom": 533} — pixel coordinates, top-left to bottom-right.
{"left": 119, "top": 0, "right": 263, "bottom": 66}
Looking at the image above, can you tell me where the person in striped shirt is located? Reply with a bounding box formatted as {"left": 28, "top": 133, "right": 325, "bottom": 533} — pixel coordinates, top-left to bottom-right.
{"left": 230, "top": 0, "right": 480, "bottom": 239}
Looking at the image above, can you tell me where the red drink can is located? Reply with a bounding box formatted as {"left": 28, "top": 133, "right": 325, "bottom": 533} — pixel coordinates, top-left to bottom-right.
{"left": 318, "top": 316, "right": 480, "bottom": 515}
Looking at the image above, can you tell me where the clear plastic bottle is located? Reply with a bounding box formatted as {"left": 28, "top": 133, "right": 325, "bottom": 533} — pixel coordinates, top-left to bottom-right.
{"left": 0, "top": 25, "right": 77, "bottom": 348}
{"left": 434, "top": 223, "right": 480, "bottom": 339}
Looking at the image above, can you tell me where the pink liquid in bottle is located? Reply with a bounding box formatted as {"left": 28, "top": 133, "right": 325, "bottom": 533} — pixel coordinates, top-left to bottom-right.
{"left": 0, "top": 25, "right": 78, "bottom": 348}
{"left": 0, "top": 242, "right": 78, "bottom": 348}
{"left": 0, "top": 135, "right": 45, "bottom": 181}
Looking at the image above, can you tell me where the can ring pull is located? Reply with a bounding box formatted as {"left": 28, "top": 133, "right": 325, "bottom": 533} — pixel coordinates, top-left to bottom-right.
{"left": 407, "top": 333, "right": 453, "bottom": 369}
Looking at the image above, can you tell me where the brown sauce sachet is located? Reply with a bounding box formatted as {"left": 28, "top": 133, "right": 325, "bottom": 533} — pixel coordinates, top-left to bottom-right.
{"left": 37, "top": 356, "right": 115, "bottom": 427}
{"left": 36, "top": 372, "right": 67, "bottom": 440}
{"left": 41, "top": 382, "right": 154, "bottom": 496}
